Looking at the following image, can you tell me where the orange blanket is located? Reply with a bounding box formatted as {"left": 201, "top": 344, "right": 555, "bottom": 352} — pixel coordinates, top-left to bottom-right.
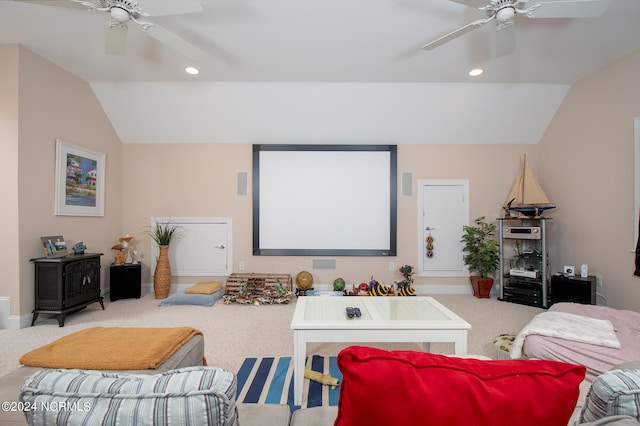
{"left": 19, "top": 326, "right": 202, "bottom": 370}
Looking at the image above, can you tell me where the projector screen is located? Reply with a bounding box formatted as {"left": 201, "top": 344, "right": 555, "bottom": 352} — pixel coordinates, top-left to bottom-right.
{"left": 253, "top": 144, "right": 397, "bottom": 256}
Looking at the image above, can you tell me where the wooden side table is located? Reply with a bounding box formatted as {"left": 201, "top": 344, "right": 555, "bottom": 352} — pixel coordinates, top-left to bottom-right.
{"left": 109, "top": 263, "right": 141, "bottom": 302}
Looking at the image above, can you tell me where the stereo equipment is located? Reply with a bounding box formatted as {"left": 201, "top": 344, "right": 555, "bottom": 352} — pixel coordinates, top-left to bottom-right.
{"left": 503, "top": 226, "right": 541, "bottom": 239}
{"left": 510, "top": 269, "right": 540, "bottom": 279}
{"left": 502, "top": 282, "right": 543, "bottom": 307}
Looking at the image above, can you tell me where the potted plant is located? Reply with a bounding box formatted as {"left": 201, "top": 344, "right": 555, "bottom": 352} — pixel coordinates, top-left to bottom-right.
{"left": 460, "top": 216, "right": 500, "bottom": 298}
{"left": 150, "top": 219, "right": 181, "bottom": 299}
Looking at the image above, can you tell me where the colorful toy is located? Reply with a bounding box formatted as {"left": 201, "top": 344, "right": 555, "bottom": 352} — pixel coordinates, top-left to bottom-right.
{"left": 357, "top": 283, "right": 370, "bottom": 295}
{"left": 396, "top": 264, "right": 417, "bottom": 296}
{"left": 72, "top": 242, "right": 86, "bottom": 255}
{"left": 304, "top": 368, "right": 340, "bottom": 389}
{"left": 333, "top": 277, "right": 346, "bottom": 292}
{"left": 367, "top": 276, "right": 391, "bottom": 296}
{"left": 426, "top": 233, "right": 434, "bottom": 258}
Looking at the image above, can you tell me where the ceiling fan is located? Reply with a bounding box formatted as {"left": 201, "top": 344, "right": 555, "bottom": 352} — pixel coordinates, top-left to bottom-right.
{"left": 17, "top": 0, "right": 205, "bottom": 60}
{"left": 421, "top": 0, "right": 612, "bottom": 57}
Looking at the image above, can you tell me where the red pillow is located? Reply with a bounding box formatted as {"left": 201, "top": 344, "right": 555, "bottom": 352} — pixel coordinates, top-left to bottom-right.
{"left": 335, "top": 346, "right": 585, "bottom": 426}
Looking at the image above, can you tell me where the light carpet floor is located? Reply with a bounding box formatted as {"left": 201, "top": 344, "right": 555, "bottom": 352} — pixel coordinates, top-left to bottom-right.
{"left": 0, "top": 292, "right": 544, "bottom": 378}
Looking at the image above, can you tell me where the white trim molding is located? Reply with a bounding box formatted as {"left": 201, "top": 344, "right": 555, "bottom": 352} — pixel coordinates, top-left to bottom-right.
{"left": 0, "top": 297, "right": 29, "bottom": 329}
{"left": 634, "top": 117, "right": 640, "bottom": 252}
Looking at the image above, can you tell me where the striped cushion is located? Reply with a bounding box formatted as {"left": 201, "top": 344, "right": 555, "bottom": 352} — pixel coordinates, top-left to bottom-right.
{"left": 580, "top": 369, "right": 640, "bottom": 423}
{"left": 20, "top": 366, "right": 238, "bottom": 426}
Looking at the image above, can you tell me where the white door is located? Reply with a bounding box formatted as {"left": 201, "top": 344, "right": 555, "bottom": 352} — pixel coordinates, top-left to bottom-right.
{"left": 151, "top": 217, "right": 232, "bottom": 276}
{"left": 418, "top": 180, "right": 468, "bottom": 277}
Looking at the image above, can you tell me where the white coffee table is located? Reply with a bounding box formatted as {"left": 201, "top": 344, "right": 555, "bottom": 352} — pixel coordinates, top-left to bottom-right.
{"left": 290, "top": 296, "right": 471, "bottom": 405}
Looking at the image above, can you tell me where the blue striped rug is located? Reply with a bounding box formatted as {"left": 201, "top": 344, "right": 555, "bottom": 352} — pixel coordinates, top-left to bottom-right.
{"left": 236, "top": 355, "right": 341, "bottom": 411}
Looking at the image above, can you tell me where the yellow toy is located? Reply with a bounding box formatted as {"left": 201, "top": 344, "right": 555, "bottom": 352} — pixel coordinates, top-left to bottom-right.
{"left": 304, "top": 368, "right": 340, "bottom": 389}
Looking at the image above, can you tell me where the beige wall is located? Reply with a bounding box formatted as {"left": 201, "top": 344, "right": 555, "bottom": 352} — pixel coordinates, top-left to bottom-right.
{"left": 0, "top": 45, "right": 123, "bottom": 322}
{"left": 539, "top": 49, "right": 640, "bottom": 310}
{"left": 0, "top": 45, "right": 20, "bottom": 321}
{"left": 3, "top": 44, "right": 640, "bottom": 324}
{"left": 122, "top": 143, "right": 538, "bottom": 289}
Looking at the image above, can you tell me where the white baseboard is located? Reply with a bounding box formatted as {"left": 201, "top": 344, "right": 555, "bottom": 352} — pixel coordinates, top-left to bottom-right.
{"left": 18, "top": 313, "right": 32, "bottom": 329}
{"left": 140, "top": 283, "right": 195, "bottom": 296}
{"left": 0, "top": 297, "right": 8, "bottom": 329}
{"left": 419, "top": 284, "right": 473, "bottom": 295}
{"left": 0, "top": 297, "right": 31, "bottom": 329}
{"left": 136, "top": 283, "right": 475, "bottom": 297}
{"left": 298, "top": 284, "right": 472, "bottom": 295}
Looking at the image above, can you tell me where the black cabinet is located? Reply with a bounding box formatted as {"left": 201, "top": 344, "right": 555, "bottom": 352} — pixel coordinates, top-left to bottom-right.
{"left": 110, "top": 263, "right": 141, "bottom": 301}
{"left": 30, "top": 253, "right": 104, "bottom": 327}
{"left": 549, "top": 275, "right": 596, "bottom": 306}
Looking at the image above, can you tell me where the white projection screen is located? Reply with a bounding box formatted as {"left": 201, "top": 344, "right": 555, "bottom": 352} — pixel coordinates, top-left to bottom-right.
{"left": 253, "top": 144, "right": 397, "bottom": 256}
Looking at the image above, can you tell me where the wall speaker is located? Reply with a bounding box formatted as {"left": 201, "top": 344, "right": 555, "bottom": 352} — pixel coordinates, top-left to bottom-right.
{"left": 401, "top": 171, "right": 413, "bottom": 197}
{"left": 236, "top": 171, "right": 248, "bottom": 196}
{"left": 312, "top": 258, "right": 337, "bottom": 270}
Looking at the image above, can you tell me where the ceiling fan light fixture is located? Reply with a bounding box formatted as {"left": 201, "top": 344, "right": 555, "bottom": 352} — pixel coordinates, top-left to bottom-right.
{"left": 110, "top": 7, "right": 130, "bottom": 23}
{"left": 496, "top": 6, "right": 515, "bottom": 23}
{"left": 469, "top": 68, "right": 484, "bottom": 77}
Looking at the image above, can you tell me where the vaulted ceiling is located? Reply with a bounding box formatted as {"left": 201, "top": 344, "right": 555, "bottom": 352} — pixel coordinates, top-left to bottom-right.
{"left": 2, "top": 0, "right": 639, "bottom": 144}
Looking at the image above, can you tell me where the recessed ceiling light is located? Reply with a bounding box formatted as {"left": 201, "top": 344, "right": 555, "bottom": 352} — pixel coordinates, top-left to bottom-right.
{"left": 185, "top": 66, "right": 199, "bottom": 75}
{"left": 469, "top": 68, "right": 484, "bottom": 77}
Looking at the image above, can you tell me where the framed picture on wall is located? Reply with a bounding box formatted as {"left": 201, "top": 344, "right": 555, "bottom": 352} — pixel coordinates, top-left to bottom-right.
{"left": 54, "top": 139, "right": 105, "bottom": 216}
{"left": 40, "top": 235, "right": 68, "bottom": 258}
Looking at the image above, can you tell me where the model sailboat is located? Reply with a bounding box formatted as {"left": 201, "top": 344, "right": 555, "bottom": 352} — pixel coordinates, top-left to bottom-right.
{"left": 504, "top": 155, "right": 556, "bottom": 218}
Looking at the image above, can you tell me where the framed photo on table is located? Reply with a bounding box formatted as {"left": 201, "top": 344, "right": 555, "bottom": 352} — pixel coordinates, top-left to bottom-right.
{"left": 54, "top": 139, "right": 105, "bottom": 216}
{"left": 40, "top": 236, "right": 68, "bottom": 258}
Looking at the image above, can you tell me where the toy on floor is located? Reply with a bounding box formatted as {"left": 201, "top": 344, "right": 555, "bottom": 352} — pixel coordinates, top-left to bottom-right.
{"left": 395, "top": 264, "right": 416, "bottom": 296}
{"left": 304, "top": 368, "right": 340, "bottom": 389}
{"left": 368, "top": 276, "right": 392, "bottom": 296}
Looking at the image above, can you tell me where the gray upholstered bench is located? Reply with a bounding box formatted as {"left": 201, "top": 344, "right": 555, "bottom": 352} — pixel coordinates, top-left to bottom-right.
{"left": 0, "top": 333, "right": 206, "bottom": 425}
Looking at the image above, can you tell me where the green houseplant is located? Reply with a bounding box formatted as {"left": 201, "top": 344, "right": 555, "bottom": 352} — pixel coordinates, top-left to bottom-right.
{"left": 460, "top": 216, "right": 500, "bottom": 298}
{"left": 150, "top": 220, "right": 181, "bottom": 246}
{"left": 150, "top": 219, "right": 181, "bottom": 299}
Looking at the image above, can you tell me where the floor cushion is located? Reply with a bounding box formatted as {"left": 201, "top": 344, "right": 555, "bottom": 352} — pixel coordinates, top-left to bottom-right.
{"left": 159, "top": 289, "right": 224, "bottom": 307}
{"left": 186, "top": 281, "right": 223, "bottom": 294}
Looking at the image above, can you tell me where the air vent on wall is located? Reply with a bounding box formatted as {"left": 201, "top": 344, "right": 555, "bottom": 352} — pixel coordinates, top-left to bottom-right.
{"left": 312, "top": 258, "right": 337, "bottom": 270}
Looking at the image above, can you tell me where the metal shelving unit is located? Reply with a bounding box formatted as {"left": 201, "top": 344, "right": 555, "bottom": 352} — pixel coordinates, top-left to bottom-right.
{"left": 498, "top": 217, "right": 550, "bottom": 308}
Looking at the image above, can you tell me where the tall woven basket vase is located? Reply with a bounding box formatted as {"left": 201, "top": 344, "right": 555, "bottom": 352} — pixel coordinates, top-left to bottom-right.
{"left": 154, "top": 245, "right": 171, "bottom": 299}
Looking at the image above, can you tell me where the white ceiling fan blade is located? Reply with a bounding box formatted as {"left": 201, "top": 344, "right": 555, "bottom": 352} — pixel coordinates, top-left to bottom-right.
{"left": 449, "top": 0, "right": 490, "bottom": 9}
{"left": 15, "top": 0, "right": 88, "bottom": 10}
{"left": 145, "top": 24, "right": 204, "bottom": 60}
{"left": 496, "top": 23, "right": 515, "bottom": 58}
{"left": 137, "top": 0, "right": 202, "bottom": 17}
{"left": 529, "top": 0, "right": 612, "bottom": 18}
{"left": 421, "top": 17, "right": 492, "bottom": 50}
{"left": 105, "top": 25, "right": 127, "bottom": 56}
